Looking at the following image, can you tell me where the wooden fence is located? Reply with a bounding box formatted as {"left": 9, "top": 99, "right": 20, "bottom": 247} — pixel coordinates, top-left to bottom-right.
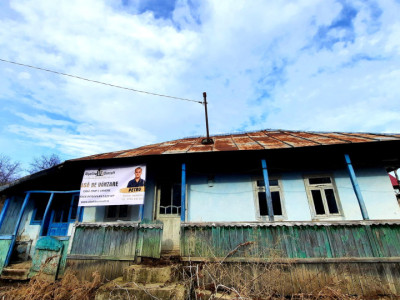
{"left": 66, "top": 222, "right": 162, "bottom": 280}
{"left": 181, "top": 221, "right": 400, "bottom": 259}
{"left": 181, "top": 221, "right": 400, "bottom": 296}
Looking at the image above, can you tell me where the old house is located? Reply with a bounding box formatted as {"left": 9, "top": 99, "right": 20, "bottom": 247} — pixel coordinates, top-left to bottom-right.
{"left": 1, "top": 129, "right": 400, "bottom": 295}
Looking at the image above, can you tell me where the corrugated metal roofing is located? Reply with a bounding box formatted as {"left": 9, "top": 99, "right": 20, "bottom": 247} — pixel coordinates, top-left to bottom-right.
{"left": 71, "top": 129, "right": 400, "bottom": 161}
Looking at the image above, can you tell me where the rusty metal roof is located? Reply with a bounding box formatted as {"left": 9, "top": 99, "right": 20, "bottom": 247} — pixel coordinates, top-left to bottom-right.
{"left": 71, "top": 129, "right": 400, "bottom": 161}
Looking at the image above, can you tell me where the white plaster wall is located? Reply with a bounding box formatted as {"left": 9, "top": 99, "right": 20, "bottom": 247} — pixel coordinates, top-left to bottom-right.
{"left": 188, "top": 174, "right": 257, "bottom": 222}
{"left": 355, "top": 167, "right": 400, "bottom": 219}
{"left": 333, "top": 169, "right": 363, "bottom": 220}
{"left": 280, "top": 173, "right": 312, "bottom": 221}
{"left": 17, "top": 202, "right": 41, "bottom": 258}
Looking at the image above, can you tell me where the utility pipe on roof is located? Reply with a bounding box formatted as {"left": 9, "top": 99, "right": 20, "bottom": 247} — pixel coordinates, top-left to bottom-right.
{"left": 344, "top": 154, "right": 369, "bottom": 220}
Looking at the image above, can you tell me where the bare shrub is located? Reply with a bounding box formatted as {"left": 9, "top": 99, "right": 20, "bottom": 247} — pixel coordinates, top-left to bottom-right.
{"left": 0, "top": 270, "right": 101, "bottom": 300}
{"left": 184, "top": 239, "right": 391, "bottom": 299}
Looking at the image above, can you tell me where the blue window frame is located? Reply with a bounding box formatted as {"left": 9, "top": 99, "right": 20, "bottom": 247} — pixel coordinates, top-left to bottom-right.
{"left": 30, "top": 193, "right": 50, "bottom": 225}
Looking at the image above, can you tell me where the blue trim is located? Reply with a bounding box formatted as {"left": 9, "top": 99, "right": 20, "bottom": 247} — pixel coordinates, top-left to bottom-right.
{"left": 139, "top": 204, "right": 144, "bottom": 221}
{"left": 30, "top": 196, "right": 48, "bottom": 225}
{"left": 181, "top": 163, "right": 186, "bottom": 222}
{"left": 5, "top": 192, "right": 31, "bottom": 266}
{"left": 67, "top": 194, "right": 80, "bottom": 222}
{"left": 345, "top": 154, "right": 369, "bottom": 220}
{"left": 77, "top": 206, "right": 84, "bottom": 222}
{"left": 0, "top": 197, "right": 11, "bottom": 229}
{"left": 261, "top": 159, "right": 274, "bottom": 221}
{"left": 0, "top": 235, "right": 13, "bottom": 240}
{"left": 39, "top": 193, "right": 55, "bottom": 236}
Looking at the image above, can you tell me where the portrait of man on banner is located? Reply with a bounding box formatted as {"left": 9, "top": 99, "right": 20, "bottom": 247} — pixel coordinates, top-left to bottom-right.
{"left": 127, "top": 167, "right": 146, "bottom": 188}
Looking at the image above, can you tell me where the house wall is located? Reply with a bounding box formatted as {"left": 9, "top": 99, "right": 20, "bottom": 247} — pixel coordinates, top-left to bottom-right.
{"left": 186, "top": 167, "right": 399, "bottom": 222}
{"left": 188, "top": 174, "right": 257, "bottom": 222}
{"left": 17, "top": 200, "right": 41, "bottom": 258}
{"left": 355, "top": 167, "right": 400, "bottom": 219}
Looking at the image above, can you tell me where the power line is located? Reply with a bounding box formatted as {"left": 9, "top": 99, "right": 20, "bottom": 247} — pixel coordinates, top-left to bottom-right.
{"left": 0, "top": 58, "right": 203, "bottom": 104}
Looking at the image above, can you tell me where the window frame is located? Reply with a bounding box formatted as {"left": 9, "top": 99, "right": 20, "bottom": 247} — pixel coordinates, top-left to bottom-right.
{"left": 303, "top": 174, "right": 344, "bottom": 219}
{"left": 30, "top": 199, "right": 48, "bottom": 225}
{"left": 104, "top": 205, "right": 132, "bottom": 221}
{"left": 253, "top": 177, "right": 287, "bottom": 221}
{"left": 155, "top": 182, "right": 182, "bottom": 219}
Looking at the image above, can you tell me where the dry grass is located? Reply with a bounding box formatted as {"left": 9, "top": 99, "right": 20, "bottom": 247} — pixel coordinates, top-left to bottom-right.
{"left": 183, "top": 241, "right": 395, "bottom": 300}
{"left": 0, "top": 270, "right": 102, "bottom": 300}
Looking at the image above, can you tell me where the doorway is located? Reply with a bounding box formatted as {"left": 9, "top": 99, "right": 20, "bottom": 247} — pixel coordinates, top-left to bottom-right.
{"left": 47, "top": 194, "right": 79, "bottom": 237}
{"left": 155, "top": 182, "right": 181, "bottom": 254}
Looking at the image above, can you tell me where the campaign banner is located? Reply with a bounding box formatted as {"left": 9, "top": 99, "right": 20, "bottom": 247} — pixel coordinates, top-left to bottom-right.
{"left": 78, "top": 165, "right": 146, "bottom": 206}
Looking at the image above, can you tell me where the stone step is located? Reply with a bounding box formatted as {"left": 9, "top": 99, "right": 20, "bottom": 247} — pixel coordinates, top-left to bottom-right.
{"left": 1, "top": 261, "right": 31, "bottom": 280}
{"left": 1, "top": 267, "right": 30, "bottom": 280}
{"left": 95, "top": 277, "right": 185, "bottom": 300}
{"left": 123, "top": 264, "right": 176, "bottom": 284}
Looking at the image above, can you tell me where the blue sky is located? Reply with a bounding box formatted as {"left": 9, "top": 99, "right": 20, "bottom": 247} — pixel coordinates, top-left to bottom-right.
{"left": 1, "top": 0, "right": 400, "bottom": 174}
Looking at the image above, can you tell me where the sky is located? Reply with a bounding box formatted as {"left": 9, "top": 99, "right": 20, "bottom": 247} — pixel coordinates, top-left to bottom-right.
{"left": 1, "top": 0, "right": 400, "bottom": 174}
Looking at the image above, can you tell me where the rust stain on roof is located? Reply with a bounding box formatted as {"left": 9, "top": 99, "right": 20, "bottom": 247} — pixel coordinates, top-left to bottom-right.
{"left": 266, "top": 132, "right": 317, "bottom": 147}
{"left": 214, "top": 136, "right": 238, "bottom": 151}
{"left": 345, "top": 132, "right": 399, "bottom": 141}
{"left": 322, "top": 133, "right": 376, "bottom": 143}
{"left": 287, "top": 132, "right": 348, "bottom": 145}
{"left": 69, "top": 129, "right": 400, "bottom": 161}
{"left": 188, "top": 144, "right": 214, "bottom": 153}
{"left": 251, "top": 136, "right": 291, "bottom": 149}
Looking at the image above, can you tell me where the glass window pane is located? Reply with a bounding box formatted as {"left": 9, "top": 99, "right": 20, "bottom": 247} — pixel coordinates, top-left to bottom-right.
{"left": 119, "top": 205, "right": 128, "bottom": 218}
{"left": 70, "top": 196, "right": 79, "bottom": 220}
{"left": 33, "top": 200, "right": 47, "bottom": 222}
{"left": 309, "top": 177, "right": 331, "bottom": 185}
{"left": 61, "top": 201, "right": 70, "bottom": 222}
{"left": 311, "top": 190, "right": 325, "bottom": 215}
{"left": 325, "top": 189, "right": 339, "bottom": 214}
{"left": 271, "top": 191, "right": 282, "bottom": 215}
{"left": 159, "top": 183, "right": 172, "bottom": 214}
{"left": 172, "top": 184, "right": 181, "bottom": 208}
{"left": 269, "top": 179, "right": 279, "bottom": 186}
{"left": 54, "top": 209, "right": 63, "bottom": 222}
{"left": 107, "top": 206, "right": 117, "bottom": 219}
{"left": 256, "top": 180, "right": 265, "bottom": 187}
{"left": 258, "top": 192, "right": 268, "bottom": 216}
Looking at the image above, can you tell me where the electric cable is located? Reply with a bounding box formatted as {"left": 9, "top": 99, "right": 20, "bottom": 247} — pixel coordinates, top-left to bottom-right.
{"left": 0, "top": 58, "right": 203, "bottom": 104}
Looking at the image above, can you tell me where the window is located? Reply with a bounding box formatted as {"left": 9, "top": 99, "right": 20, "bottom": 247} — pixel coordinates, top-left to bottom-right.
{"left": 30, "top": 193, "right": 50, "bottom": 225}
{"left": 104, "top": 205, "right": 130, "bottom": 221}
{"left": 158, "top": 183, "right": 181, "bottom": 215}
{"left": 304, "top": 175, "right": 342, "bottom": 218}
{"left": 254, "top": 178, "right": 286, "bottom": 220}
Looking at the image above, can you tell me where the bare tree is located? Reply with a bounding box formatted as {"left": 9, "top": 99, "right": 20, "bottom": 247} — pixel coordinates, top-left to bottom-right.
{"left": 29, "top": 154, "right": 62, "bottom": 174}
{"left": 0, "top": 154, "right": 21, "bottom": 186}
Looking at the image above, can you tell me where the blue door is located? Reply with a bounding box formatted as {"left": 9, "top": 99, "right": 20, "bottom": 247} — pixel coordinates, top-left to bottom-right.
{"left": 47, "top": 194, "right": 79, "bottom": 237}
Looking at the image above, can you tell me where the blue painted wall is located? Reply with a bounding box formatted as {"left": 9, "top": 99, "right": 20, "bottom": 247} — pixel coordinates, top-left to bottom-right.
{"left": 187, "top": 174, "right": 256, "bottom": 222}
{"left": 185, "top": 167, "right": 399, "bottom": 222}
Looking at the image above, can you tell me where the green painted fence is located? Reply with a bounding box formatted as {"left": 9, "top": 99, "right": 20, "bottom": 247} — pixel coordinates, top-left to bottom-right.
{"left": 66, "top": 222, "right": 162, "bottom": 280}
{"left": 69, "top": 222, "right": 163, "bottom": 260}
{"left": 0, "top": 237, "right": 12, "bottom": 273}
{"left": 180, "top": 222, "right": 400, "bottom": 259}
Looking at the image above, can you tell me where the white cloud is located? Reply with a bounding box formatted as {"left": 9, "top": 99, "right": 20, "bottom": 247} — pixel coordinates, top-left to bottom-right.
{"left": 1, "top": 0, "right": 400, "bottom": 163}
